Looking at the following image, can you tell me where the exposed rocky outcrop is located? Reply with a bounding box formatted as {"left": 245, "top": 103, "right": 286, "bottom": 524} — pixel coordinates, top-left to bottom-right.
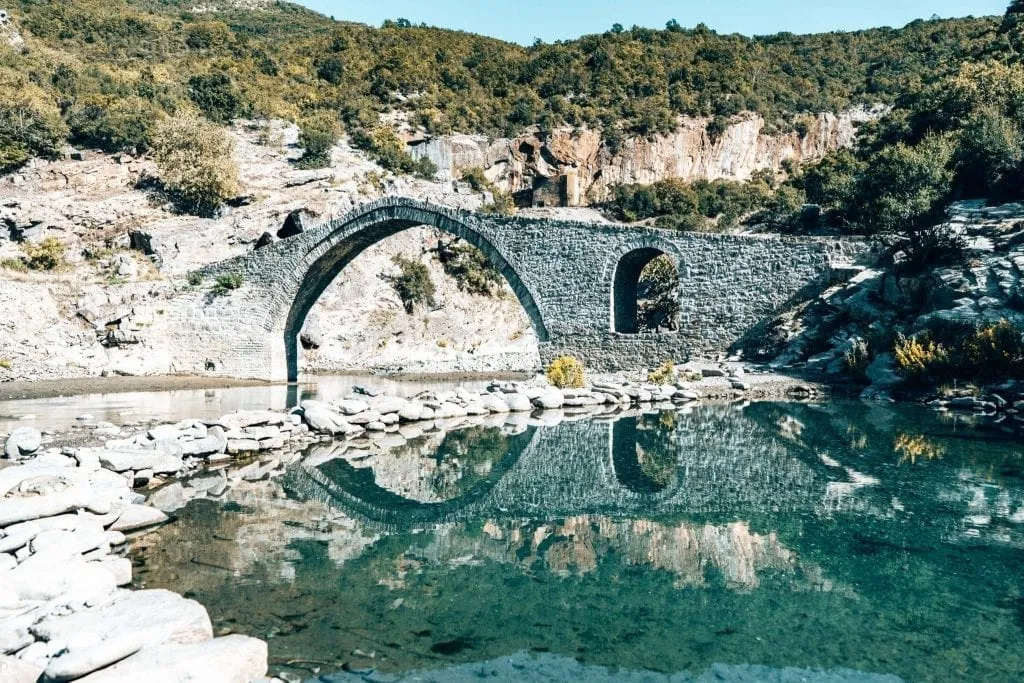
{"left": 411, "top": 108, "right": 882, "bottom": 207}
{"left": 0, "top": 121, "right": 538, "bottom": 382}
{"left": 0, "top": 9, "right": 25, "bottom": 51}
{"left": 751, "top": 200, "right": 1024, "bottom": 408}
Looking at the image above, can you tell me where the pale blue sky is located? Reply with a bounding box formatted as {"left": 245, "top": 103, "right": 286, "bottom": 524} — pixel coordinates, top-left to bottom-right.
{"left": 297, "top": 0, "right": 1009, "bottom": 44}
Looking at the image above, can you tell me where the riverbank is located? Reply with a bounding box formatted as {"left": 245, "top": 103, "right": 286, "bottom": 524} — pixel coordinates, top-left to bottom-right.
{"left": 0, "top": 368, "right": 833, "bottom": 681}
{"left": 0, "top": 375, "right": 274, "bottom": 402}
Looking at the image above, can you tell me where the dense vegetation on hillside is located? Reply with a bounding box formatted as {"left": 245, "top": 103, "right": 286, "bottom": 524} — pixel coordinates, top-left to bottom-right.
{"left": 0, "top": 0, "right": 1003, "bottom": 174}
{"left": 611, "top": 4, "right": 1024, "bottom": 270}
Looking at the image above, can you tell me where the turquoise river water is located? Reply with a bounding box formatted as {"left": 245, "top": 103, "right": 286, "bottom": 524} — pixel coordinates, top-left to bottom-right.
{"left": 128, "top": 399, "right": 1024, "bottom": 682}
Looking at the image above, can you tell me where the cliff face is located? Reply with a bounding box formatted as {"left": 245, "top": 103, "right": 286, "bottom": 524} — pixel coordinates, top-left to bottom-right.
{"left": 411, "top": 108, "right": 881, "bottom": 207}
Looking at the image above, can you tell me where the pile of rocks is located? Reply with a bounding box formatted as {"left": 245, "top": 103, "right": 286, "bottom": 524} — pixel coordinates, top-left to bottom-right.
{"left": 928, "top": 383, "right": 1024, "bottom": 423}
{"left": 0, "top": 447, "right": 268, "bottom": 681}
{"left": 294, "top": 380, "right": 705, "bottom": 438}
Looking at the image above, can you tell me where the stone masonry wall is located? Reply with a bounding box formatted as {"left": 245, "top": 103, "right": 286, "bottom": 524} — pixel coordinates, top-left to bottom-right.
{"left": 169, "top": 197, "right": 870, "bottom": 380}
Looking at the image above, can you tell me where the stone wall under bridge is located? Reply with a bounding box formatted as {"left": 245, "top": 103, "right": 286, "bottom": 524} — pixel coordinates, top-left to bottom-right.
{"left": 172, "top": 197, "right": 871, "bottom": 381}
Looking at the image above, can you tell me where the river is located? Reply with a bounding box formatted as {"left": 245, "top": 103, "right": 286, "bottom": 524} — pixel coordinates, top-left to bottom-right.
{"left": 99, "top": 390, "right": 1024, "bottom": 682}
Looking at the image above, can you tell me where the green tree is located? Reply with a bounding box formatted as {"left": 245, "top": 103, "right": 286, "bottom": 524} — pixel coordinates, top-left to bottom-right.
{"left": 68, "top": 96, "right": 163, "bottom": 153}
{"left": 848, "top": 135, "right": 955, "bottom": 235}
{"left": 954, "top": 107, "right": 1023, "bottom": 200}
{"left": 386, "top": 255, "right": 436, "bottom": 313}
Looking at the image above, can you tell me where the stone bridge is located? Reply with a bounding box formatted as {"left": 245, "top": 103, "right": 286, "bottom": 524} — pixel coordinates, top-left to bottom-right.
{"left": 175, "top": 196, "right": 868, "bottom": 381}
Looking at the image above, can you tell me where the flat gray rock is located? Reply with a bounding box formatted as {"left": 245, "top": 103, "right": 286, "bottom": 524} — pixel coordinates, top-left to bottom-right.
{"left": 35, "top": 589, "right": 213, "bottom": 681}
{"left": 108, "top": 504, "right": 169, "bottom": 532}
{"left": 76, "top": 634, "right": 267, "bottom": 683}
{"left": 98, "top": 449, "right": 183, "bottom": 474}
{"left": 148, "top": 482, "right": 186, "bottom": 513}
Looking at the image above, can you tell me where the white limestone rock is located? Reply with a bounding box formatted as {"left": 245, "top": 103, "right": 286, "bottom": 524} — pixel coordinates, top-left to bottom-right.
{"left": 335, "top": 398, "right": 370, "bottom": 415}
{"left": 0, "top": 654, "right": 43, "bottom": 683}
{"left": 148, "top": 482, "right": 186, "bottom": 513}
{"left": 532, "top": 389, "right": 564, "bottom": 410}
{"left": 35, "top": 589, "right": 214, "bottom": 682}
{"left": 504, "top": 393, "right": 533, "bottom": 412}
{"left": 368, "top": 396, "right": 407, "bottom": 415}
{"left": 219, "top": 410, "right": 286, "bottom": 431}
{"left": 479, "top": 393, "right": 510, "bottom": 413}
{"left": 107, "top": 504, "right": 169, "bottom": 532}
{"left": 3, "top": 426, "right": 42, "bottom": 458}
{"left": 97, "top": 449, "right": 183, "bottom": 475}
{"left": 76, "top": 634, "right": 268, "bottom": 683}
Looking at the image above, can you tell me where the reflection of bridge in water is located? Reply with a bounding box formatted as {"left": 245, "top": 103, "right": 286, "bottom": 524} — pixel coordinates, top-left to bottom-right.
{"left": 283, "top": 406, "right": 854, "bottom": 531}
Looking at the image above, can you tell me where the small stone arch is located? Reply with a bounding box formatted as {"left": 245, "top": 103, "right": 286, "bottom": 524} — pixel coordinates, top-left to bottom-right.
{"left": 608, "top": 236, "right": 683, "bottom": 334}
{"left": 280, "top": 199, "right": 550, "bottom": 382}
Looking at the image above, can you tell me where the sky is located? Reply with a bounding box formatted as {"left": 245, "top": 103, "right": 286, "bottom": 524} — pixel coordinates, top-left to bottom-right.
{"left": 296, "top": 0, "right": 1010, "bottom": 44}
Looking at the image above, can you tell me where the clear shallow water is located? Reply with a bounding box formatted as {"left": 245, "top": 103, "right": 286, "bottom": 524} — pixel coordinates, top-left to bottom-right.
{"left": 130, "top": 401, "right": 1024, "bottom": 682}
{"left": 0, "top": 375, "right": 494, "bottom": 432}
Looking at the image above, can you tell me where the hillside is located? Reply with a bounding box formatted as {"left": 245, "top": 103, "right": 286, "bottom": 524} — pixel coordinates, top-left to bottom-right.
{"left": 0, "top": 0, "right": 1002, "bottom": 170}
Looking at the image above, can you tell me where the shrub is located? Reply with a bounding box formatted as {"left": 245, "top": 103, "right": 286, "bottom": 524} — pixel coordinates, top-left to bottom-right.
{"left": 648, "top": 360, "right": 676, "bottom": 385}
{"left": 0, "top": 358, "right": 10, "bottom": 370}
{"left": 959, "top": 319, "right": 1024, "bottom": 379}
{"left": 844, "top": 338, "right": 873, "bottom": 383}
{"left": 0, "top": 257, "right": 27, "bottom": 272}
{"left": 546, "top": 355, "right": 586, "bottom": 389}
{"left": 386, "top": 255, "right": 436, "bottom": 313}
{"left": 894, "top": 332, "right": 949, "bottom": 384}
{"left": 893, "top": 320, "right": 1024, "bottom": 386}
{"left": 436, "top": 240, "right": 501, "bottom": 296}
{"left": 22, "top": 238, "right": 66, "bottom": 271}
{"left": 151, "top": 115, "right": 239, "bottom": 216}
{"left": 351, "top": 126, "right": 437, "bottom": 179}
{"left": 68, "top": 96, "right": 163, "bottom": 153}
{"left": 0, "top": 98, "right": 68, "bottom": 173}
{"left": 297, "top": 112, "right": 341, "bottom": 169}
{"left": 187, "top": 73, "right": 247, "bottom": 124}
{"left": 212, "top": 272, "right": 243, "bottom": 294}
{"left": 186, "top": 270, "right": 204, "bottom": 286}
{"left": 460, "top": 167, "right": 489, "bottom": 191}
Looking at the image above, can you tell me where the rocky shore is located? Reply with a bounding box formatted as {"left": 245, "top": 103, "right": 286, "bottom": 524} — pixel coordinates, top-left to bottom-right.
{"left": 0, "top": 367, "right": 822, "bottom": 681}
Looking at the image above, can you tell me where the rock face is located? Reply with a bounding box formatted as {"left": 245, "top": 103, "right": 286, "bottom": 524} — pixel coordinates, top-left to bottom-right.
{"left": 410, "top": 108, "right": 880, "bottom": 207}
{"left": 750, "top": 200, "right": 1024, "bottom": 398}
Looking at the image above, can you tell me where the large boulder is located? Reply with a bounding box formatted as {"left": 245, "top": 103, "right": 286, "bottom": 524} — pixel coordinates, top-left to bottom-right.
{"left": 3, "top": 426, "right": 42, "bottom": 458}
{"left": 532, "top": 389, "right": 564, "bottom": 410}
{"left": 865, "top": 353, "right": 902, "bottom": 387}
{"left": 504, "top": 393, "right": 533, "bottom": 412}
{"left": 35, "top": 589, "right": 213, "bottom": 682}
{"left": 277, "top": 208, "right": 316, "bottom": 239}
{"left": 97, "top": 449, "right": 182, "bottom": 475}
{"left": 76, "top": 635, "right": 268, "bottom": 683}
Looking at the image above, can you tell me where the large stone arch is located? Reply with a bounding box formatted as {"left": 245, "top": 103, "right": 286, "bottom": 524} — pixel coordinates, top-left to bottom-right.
{"left": 278, "top": 200, "right": 551, "bottom": 381}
